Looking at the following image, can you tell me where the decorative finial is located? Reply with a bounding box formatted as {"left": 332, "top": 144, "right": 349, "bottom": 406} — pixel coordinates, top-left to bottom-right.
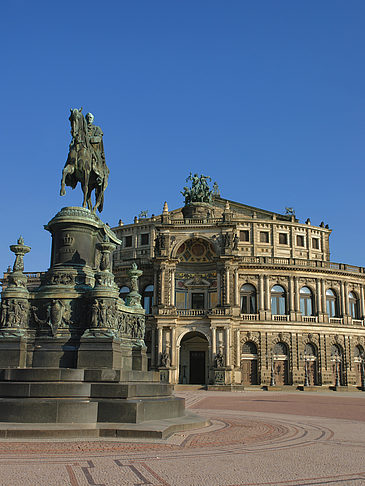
{"left": 17, "top": 236, "right": 25, "bottom": 245}
{"left": 163, "top": 201, "right": 168, "bottom": 213}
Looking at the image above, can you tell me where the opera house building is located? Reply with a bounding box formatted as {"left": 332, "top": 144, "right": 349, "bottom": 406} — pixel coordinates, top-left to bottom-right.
{"left": 112, "top": 184, "right": 365, "bottom": 390}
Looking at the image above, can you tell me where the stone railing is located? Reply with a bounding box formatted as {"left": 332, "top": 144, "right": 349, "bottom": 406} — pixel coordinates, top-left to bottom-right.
{"left": 329, "top": 317, "right": 343, "bottom": 325}
{"left": 240, "top": 313, "right": 258, "bottom": 321}
{"left": 171, "top": 218, "right": 223, "bottom": 225}
{"left": 272, "top": 315, "right": 290, "bottom": 322}
{"left": 302, "top": 316, "right": 318, "bottom": 323}
{"left": 238, "top": 256, "right": 365, "bottom": 274}
{"left": 177, "top": 309, "right": 207, "bottom": 317}
{"left": 351, "top": 319, "right": 364, "bottom": 327}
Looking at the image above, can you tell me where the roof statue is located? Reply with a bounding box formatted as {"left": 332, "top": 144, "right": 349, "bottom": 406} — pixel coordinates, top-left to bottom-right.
{"left": 60, "top": 108, "right": 110, "bottom": 212}
{"left": 181, "top": 173, "right": 217, "bottom": 205}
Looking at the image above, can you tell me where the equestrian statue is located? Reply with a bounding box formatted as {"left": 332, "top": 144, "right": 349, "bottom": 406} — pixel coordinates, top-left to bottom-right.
{"left": 60, "top": 108, "right": 110, "bottom": 213}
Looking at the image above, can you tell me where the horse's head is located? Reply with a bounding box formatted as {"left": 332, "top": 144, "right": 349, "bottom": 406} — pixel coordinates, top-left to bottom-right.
{"left": 69, "top": 108, "right": 84, "bottom": 141}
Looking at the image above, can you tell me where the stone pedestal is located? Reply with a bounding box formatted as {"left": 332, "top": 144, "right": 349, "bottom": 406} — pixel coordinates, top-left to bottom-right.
{"left": 0, "top": 206, "right": 201, "bottom": 438}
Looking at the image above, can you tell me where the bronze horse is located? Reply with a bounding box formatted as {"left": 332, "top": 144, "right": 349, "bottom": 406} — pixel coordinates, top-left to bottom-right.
{"left": 60, "top": 108, "right": 109, "bottom": 212}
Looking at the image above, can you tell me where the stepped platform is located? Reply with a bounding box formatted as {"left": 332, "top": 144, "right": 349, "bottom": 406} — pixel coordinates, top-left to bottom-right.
{"left": 0, "top": 368, "right": 206, "bottom": 438}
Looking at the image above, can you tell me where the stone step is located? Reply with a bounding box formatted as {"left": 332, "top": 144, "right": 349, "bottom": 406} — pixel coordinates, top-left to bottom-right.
{"left": 0, "top": 368, "right": 85, "bottom": 382}
{"left": 0, "top": 381, "right": 174, "bottom": 399}
{"left": 0, "top": 411, "right": 208, "bottom": 439}
{"left": 174, "top": 384, "right": 206, "bottom": 391}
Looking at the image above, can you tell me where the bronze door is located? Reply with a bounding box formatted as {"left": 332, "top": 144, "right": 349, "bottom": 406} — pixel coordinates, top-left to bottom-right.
{"left": 274, "top": 360, "right": 288, "bottom": 386}
{"left": 241, "top": 360, "right": 258, "bottom": 385}
{"left": 189, "top": 351, "right": 205, "bottom": 384}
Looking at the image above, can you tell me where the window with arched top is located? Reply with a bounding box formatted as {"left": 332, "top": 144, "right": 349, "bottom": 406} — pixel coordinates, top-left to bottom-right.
{"left": 271, "top": 285, "right": 286, "bottom": 315}
{"left": 273, "top": 342, "right": 288, "bottom": 356}
{"left": 242, "top": 341, "right": 257, "bottom": 355}
{"left": 304, "top": 343, "right": 317, "bottom": 356}
{"left": 143, "top": 284, "right": 154, "bottom": 314}
{"left": 330, "top": 344, "right": 342, "bottom": 357}
{"left": 240, "top": 284, "right": 257, "bottom": 314}
{"left": 326, "top": 289, "right": 338, "bottom": 317}
{"left": 300, "top": 286, "right": 314, "bottom": 316}
{"left": 349, "top": 292, "right": 359, "bottom": 319}
{"left": 120, "top": 286, "right": 130, "bottom": 301}
{"left": 354, "top": 345, "right": 364, "bottom": 359}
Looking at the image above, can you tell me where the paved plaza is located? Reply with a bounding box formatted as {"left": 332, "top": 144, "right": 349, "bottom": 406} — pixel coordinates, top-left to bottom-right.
{"left": 0, "top": 390, "right": 364, "bottom": 485}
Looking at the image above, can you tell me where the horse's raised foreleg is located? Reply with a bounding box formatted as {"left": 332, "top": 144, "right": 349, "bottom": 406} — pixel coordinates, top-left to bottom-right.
{"left": 60, "top": 164, "right": 74, "bottom": 196}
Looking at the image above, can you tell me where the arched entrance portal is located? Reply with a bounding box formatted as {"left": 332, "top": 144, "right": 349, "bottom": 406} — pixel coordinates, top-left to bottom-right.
{"left": 179, "top": 331, "right": 209, "bottom": 384}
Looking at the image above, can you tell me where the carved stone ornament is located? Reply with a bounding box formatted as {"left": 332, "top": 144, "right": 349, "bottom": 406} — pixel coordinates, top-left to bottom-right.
{"left": 0, "top": 298, "right": 29, "bottom": 330}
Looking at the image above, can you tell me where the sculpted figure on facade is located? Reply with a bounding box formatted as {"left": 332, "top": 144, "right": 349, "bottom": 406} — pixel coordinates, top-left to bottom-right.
{"left": 215, "top": 349, "right": 225, "bottom": 368}
{"left": 183, "top": 173, "right": 216, "bottom": 205}
{"left": 161, "top": 349, "right": 171, "bottom": 367}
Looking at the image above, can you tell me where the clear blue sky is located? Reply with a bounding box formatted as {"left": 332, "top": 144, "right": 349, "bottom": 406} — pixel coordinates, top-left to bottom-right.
{"left": 1, "top": 1, "right": 364, "bottom": 272}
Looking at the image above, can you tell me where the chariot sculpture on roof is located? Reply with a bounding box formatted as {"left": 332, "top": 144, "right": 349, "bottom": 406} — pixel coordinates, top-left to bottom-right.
{"left": 181, "top": 172, "right": 217, "bottom": 205}
{"left": 60, "top": 108, "right": 110, "bottom": 213}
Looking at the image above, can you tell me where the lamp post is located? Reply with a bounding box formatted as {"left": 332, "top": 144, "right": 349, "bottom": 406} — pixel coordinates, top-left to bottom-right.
{"left": 300, "top": 350, "right": 310, "bottom": 387}
{"left": 331, "top": 350, "right": 341, "bottom": 387}
{"left": 270, "top": 349, "right": 276, "bottom": 387}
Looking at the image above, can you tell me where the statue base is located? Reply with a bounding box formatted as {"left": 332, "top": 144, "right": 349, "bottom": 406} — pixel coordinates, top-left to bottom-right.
{"left": 0, "top": 206, "right": 204, "bottom": 438}
{"left": 182, "top": 202, "right": 214, "bottom": 220}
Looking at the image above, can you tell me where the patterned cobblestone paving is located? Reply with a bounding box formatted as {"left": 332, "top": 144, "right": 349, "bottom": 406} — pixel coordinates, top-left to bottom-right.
{"left": 0, "top": 391, "right": 364, "bottom": 485}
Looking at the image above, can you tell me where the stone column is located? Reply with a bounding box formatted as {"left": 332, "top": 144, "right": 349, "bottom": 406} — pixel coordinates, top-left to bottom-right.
{"left": 160, "top": 267, "right": 166, "bottom": 305}
{"left": 236, "top": 329, "right": 241, "bottom": 368}
{"left": 316, "top": 278, "right": 322, "bottom": 314}
{"left": 157, "top": 326, "right": 163, "bottom": 364}
{"left": 344, "top": 282, "right": 349, "bottom": 316}
{"left": 234, "top": 269, "right": 239, "bottom": 306}
{"left": 217, "top": 270, "right": 221, "bottom": 305}
{"left": 151, "top": 325, "right": 156, "bottom": 368}
{"left": 294, "top": 276, "right": 300, "bottom": 313}
{"left": 264, "top": 275, "right": 270, "bottom": 311}
{"left": 289, "top": 276, "right": 295, "bottom": 314}
{"left": 340, "top": 281, "right": 346, "bottom": 317}
{"left": 360, "top": 285, "right": 365, "bottom": 319}
{"left": 225, "top": 327, "right": 230, "bottom": 366}
{"left": 170, "top": 267, "right": 176, "bottom": 306}
{"left": 321, "top": 280, "right": 327, "bottom": 320}
{"left": 259, "top": 274, "right": 264, "bottom": 311}
{"left": 211, "top": 326, "right": 217, "bottom": 363}
{"left": 171, "top": 326, "right": 176, "bottom": 367}
{"left": 225, "top": 268, "right": 230, "bottom": 305}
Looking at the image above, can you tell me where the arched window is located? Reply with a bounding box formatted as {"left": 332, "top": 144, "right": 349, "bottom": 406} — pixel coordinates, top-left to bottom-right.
{"left": 349, "top": 292, "right": 359, "bottom": 319}
{"left": 271, "top": 285, "right": 286, "bottom": 315}
{"left": 242, "top": 341, "right": 257, "bottom": 355}
{"left": 300, "top": 286, "right": 314, "bottom": 316}
{"left": 240, "top": 284, "right": 257, "bottom": 314}
{"left": 354, "top": 345, "right": 364, "bottom": 359}
{"left": 326, "top": 289, "right": 338, "bottom": 317}
{"left": 273, "top": 342, "right": 288, "bottom": 356}
{"left": 143, "top": 284, "right": 154, "bottom": 314}
{"left": 330, "top": 344, "right": 342, "bottom": 358}
{"left": 120, "top": 286, "right": 130, "bottom": 301}
{"left": 304, "top": 343, "right": 317, "bottom": 357}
